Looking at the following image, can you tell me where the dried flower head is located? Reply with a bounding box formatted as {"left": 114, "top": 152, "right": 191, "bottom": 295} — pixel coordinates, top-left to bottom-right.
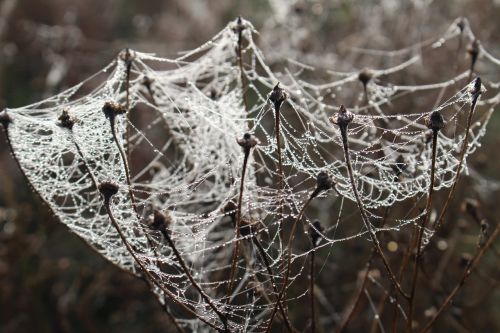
{"left": 461, "top": 198, "right": 481, "bottom": 222}
{"left": 457, "top": 17, "right": 466, "bottom": 33}
{"left": 467, "top": 39, "right": 479, "bottom": 60}
{"left": 0, "top": 110, "right": 12, "bottom": 129}
{"left": 57, "top": 109, "right": 76, "bottom": 130}
{"left": 329, "top": 105, "right": 354, "bottom": 128}
{"left": 232, "top": 16, "right": 246, "bottom": 35}
{"left": 237, "top": 133, "right": 259, "bottom": 151}
{"left": 151, "top": 210, "right": 172, "bottom": 230}
{"left": 98, "top": 181, "right": 119, "bottom": 201}
{"left": 119, "top": 48, "right": 135, "bottom": 67}
{"left": 310, "top": 220, "right": 323, "bottom": 246}
{"left": 426, "top": 110, "right": 445, "bottom": 132}
{"left": 391, "top": 155, "right": 407, "bottom": 178}
{"left": 316, "top": 171, "right": 334, "bottom": 192}
{"left": 222, "top": 201, "right": 237, "bottom": 217}
{"left": 470, "top": 76, "right": 482, "bottom": 98}
{"left": 358, "top": 68, "right": 374, "bottom": 86}
{"left": 269, "top": 83, "right": 288, "bottom": 111}
{"left": 102, "top": 101, "right": 127, "bottom": 120}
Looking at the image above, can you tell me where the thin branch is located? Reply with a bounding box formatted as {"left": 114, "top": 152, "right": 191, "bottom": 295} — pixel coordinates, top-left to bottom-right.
{"left": 408, "top": 110, "right": 444, "bottom": 332}
{"left": 99, "top": 185, "right": 224, "bottom": 332}
{"left": 330, "top": 105, "right": 409, "bottom": 301}
{"left": 432, "top": 78, "right": 482, "bottom": 233}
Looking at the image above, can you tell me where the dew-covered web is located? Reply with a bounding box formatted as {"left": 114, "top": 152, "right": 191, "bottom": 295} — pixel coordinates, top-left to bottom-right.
{"left": 2, "top": 16, "right": 499, "bottom": 332}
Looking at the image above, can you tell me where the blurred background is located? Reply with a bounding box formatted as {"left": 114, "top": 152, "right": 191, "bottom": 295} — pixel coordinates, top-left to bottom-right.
{"left": 0, "top": 0, "right": 499, "bottom": 332}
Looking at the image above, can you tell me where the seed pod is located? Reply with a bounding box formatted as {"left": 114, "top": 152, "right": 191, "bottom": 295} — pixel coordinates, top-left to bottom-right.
{"left": 426, "top": 110, "right": 445, "bottom": 132}
{"left": 470, "top": 77, "right": 482, "bottom": 98}
{"left": 467, "top": 39, "right": 479, "bottom": 63}
{"left": 57, "top": 109, "right": 76, "bottom": 130}
{"left": 358, "top": 68, "right": 373, "bottom": 86}
{"left": 102, "top": 101, "right": 127, "bottom": 120}
{"left": 391, "top": 155, "right": 407, "bottom": 179}
{"left": 119, "top": 48, "right": 135, "bottom": 67}
{"left": 461, "top": 198, "right": 480, "bottom": 222}
{"left": 98, "top": 181, "right": 119, "bottom": 201}
{"left": 151, "top": 210, "right": 172, "bottom": 230}
{"left": 310, "top": 220, "right": 323, "bottom": 246}
{"left": 329, "top": 105, "right": 354, "bottom": 129}
{"left": 0, "top": 110, "right": 12, "bottom": 129}
{"left": 316, "top": 171, "right": 334, "bottom": 192}
{"left": 269, "top": 83, "right": 288, "bottom": 111}
{"left": 237, "top": 133, "right": 259, "bottom": 151}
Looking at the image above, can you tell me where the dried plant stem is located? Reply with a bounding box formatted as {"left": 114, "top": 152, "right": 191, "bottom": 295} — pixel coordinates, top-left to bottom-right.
{"left": 123, "top": 49, "right": 133, "bottom": 164}
{"left": 235, "top": 17, "right": 248, "bottom": 114}
{"left": 227, "top": 150, "right": 250, "bottom": 298}
{"left": 251, "top": 235, "right": 295, "bottom": 332}
{"left": 266, "top": 194, "right": 315, "bottom": 333}
{"left": 108, "top": 117, "right": 139, "bottom": 214}
{"left": 419, "top": 223, "right": 499, "bottom": 333}
{"left": 102, "top": 198, "right": 224, "bottom": 332}
{"left": 73, "top": 135, "right": 184, "bottom": 330}
{"left": 338, "top": 207, "right": 390, "bottom": 333}
{"left": 433, "top": 78, "right": 481, "bottom": 233}
{"left": 310, "top": 249, "right": 316, "bottom": 333}
{"left": 339, "top": 126, "right": 408, "bottom": 300}
{"left": 158, "top": 224, "right": 229, "bottom": 332}
{"left": 275, "top": 105, "right": 285, "bottom": 244}
{"left": 407, "top": 127, "right": 439, "bottom": 332}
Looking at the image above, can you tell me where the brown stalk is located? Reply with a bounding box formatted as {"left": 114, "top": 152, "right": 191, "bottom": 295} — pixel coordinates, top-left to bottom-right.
{"left": 153, "top": 211, "right": 229, "bottom": 332}
{"left": 265, "top": 172, "right": 334, "bottom": 332}
{"left": 269, "top": 83, "right": 288, "bottom": 250}
{"left": 99, "top": 185, "right": 225, "bottom": 332}
{"left": 330, "top": 105, "right": 409, "bottom": 300}
{"left": 227, "top": 133, "right": 258, "bottom": 298}
{"left": 407, "top": 110, "right": 445, "bottom": 332}
{"left": 432, "top": 77, "right": 482, "bottom": 233}
{"left": 234, "top": 16, "right": 249, "bottom": 114}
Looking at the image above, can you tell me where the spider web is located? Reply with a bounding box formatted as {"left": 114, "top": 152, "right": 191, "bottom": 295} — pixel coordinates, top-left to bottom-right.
{"left": 2, "top": 16, "right": 499, "bottom": 331}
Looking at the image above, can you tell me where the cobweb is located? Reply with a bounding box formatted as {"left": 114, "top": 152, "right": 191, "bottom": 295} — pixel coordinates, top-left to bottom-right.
{"left": 2, "top": 16, "right": 499, "bottom": 332}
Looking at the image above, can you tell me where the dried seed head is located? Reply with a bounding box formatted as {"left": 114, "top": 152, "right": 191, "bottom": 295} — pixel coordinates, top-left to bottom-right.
{"left": 391, "top": 155, "right": 407, "bottom": 178}
{"left": 358, "top": 68, "right": 373, "bottom": 86}
{"left": 98, "top": 181, "right": 119, "bottom": 201}
{"left": 460, "top": 252, "right": 473, "bottom": 267}
{"left": 142, "top": 76, "right": 153, "bottom": 90}
{"left": 461, "top": 198, "right": 481, "bottom": 222}
{"left": 269, "top": 83, "right": 288, "bottom": 111}
{"left": 102, "top": 101, "right": 127, "bottom": 120}
{"left": 426, "top": 111, "right": 445, "bottom": 132}
{"left": 151, "top": 210, "right": 172, "bottom": 230}
{"left": 467, "top": 39, "right": 479, "bottom": 60}
{"left": 57, "top": 109, "right": 76, "bottom": 130}
{"left": 457, "top": 17, "right": 466, "bottom": 33}
{"left": 478, "top": 220, "right": 489, "bottom": 247}
{"left": 309, "top": 220, "right": 323, "bottom": 246}
{"left": 0, "top": 110, "right": 12, "bottom": 129}
{"left": 119, "top": 48, "right": 135, "bottom": 67}
{"left": 329, "top": 105, "right": 354, "bottom": 128}
{"left": 237, "top": 133, "right": 259, "bottom": 151}
{"left": 222, "top": 201, "right": 237, "bottom": 220}
{"left": 316, "top": 171, "right": 334, "bottom": 192}
{"left": 470, "top": 76, "right": 482, "bottom": 99}
{"left": 232, "top": 16, "right": 246, "bottom": 35}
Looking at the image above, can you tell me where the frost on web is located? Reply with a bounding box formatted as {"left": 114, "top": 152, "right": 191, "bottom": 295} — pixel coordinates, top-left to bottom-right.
{"left": 1, "top": 16, "right": 499, "bottom": 331}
